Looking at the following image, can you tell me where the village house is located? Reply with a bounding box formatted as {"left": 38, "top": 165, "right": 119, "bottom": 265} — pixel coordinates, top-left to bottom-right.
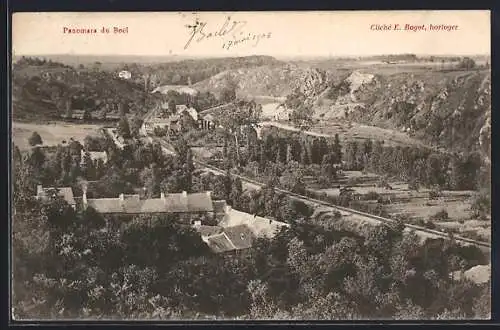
{"left": 176, "top": 104, "right": 199, "bottom": 122}
{"left": 118, "top": 70, "right": 132, "bottom": 80}
{"left": 194, "top": 203, "right": 290, "bottom": 253}
{"left": 274, "top": 104, "right": 293, "bottom": 121}
{"left": 35, "top": 185, "right": 76, "bottom": 210}
{"left": 140, "top": 118, "right": 172, "bottom": 136}
{"left": 199, "top": 114, "right": 216, "bottom": 130}
{"left": 201, "top": 224, "right": 256, "bottom": 253}
{"left": 82, "top": 190, "right": 215, "bottom": 220}
{"left": 80, "top": 150, "right": 108, "bottom": 166}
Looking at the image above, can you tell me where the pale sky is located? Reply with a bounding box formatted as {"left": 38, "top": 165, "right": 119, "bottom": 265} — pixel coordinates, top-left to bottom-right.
{"left": 12, "top": 11, "right": 490, "bottom": 57}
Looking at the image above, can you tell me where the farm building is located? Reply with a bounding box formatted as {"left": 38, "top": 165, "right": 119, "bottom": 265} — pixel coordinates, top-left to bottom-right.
{"left": 202, "top": 224, "right": 255, "bottom": 253}
{"left": 196, "top": 204, "right": 290, "bottom": 253}
{"left": 35, "top": 185, "right": 76, "bottom": 209}
{"left": 80, "top": 150, "right": 108, "bottom": 165}
{"left": 82, "top": 190, "right": 214, "bottom": 218}
{"left": 198, "top": 114, "right": 216, "bottom": 130}
{"left": 140, "top": 118, "right": 172, "bottom": 135}
{"left": 176, "top": 104, "right": 199, "bottom": 121}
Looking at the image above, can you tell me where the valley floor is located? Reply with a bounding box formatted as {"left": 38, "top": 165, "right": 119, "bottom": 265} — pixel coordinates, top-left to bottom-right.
{"left": 12, "top": 121, "right": 104, "bottom": 151}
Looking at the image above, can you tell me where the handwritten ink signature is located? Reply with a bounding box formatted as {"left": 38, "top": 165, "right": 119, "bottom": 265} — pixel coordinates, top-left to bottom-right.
{"left": 184, "top": 16, "right": 272, "bottom": 50}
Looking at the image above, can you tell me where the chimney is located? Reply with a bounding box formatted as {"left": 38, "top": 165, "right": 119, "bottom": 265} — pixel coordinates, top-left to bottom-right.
{"left": 82, "top": 191, "right": 88, "bottom": 210}
{"left": 119, "top": 193, "right": 124, "bottom": 201}
{"left": 224, "top": 205, "right": 232, "bottom": 214}
{"left": 160, "top": 192, "right": 166, "bottom": 200}
{"left": 206, "top": 191, "right": 212, "bottom": 198}
{"left": 193, "top": 220, "right": 201, "bottom": 227}
{"left": 182, "top": 191, "right": 187, "bottom": 198}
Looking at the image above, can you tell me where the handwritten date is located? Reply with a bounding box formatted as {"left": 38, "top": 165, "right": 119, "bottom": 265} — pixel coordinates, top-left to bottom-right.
{"left": 184, "top": 16, "right": 272, "bottom": 50}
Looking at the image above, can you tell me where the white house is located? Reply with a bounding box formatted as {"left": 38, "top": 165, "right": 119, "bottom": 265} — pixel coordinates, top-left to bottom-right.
{"left": 118, "top": 70, "right": 132, "bottom": 80}
{"left": 176, "top": 104, "right": 199, "bottom": 122}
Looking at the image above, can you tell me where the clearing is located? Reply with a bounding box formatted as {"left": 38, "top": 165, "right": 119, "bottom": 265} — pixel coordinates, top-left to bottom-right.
{"left": 13, "top": 121, "right": 103, "bottom": 150}
{"left": 314, "top": 170, "right": 490, "bottom": 243}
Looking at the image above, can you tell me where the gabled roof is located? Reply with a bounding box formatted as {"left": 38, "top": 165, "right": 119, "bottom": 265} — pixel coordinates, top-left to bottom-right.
{"left": 36, "top": 186, "right": 76, "bottom": 205}
{"left": 213, "top": 200, "right": 227, "bottom": 214}
{"left": 196, "top": 225, "right": 224, "bottom": 238}
{"left": 177, "top": 105, "right": 199, "bottom": 121}
{"left": 204, "top": 224, "right": 256, "bottom": 253}
{"left": 223, "top": 225, "right": 255, "bottom": 250}
{"left": 219, "top": 208, "right": 289, "bottom": 239}
{"left": 85, "top": 192, "right": 214, "bottom": 214}
{"left": 205, "top": 233, "right": 235, "bottom": 253}
{"left": 202, "top": 114, "right": 215, "bottom": 122}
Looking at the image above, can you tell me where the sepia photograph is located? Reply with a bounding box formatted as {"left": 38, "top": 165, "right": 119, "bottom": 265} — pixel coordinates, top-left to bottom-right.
{"left": 11, "top": 11, "right": 491, "bottom": 321}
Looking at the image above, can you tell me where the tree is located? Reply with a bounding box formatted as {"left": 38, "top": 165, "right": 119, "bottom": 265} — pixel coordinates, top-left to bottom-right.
{"left": 218, "top": 100, "right": 262, "bottom": 167}
{"left": 83, "top": 109, "right": 92, "bottom": 121}
{"left": 290, "top": 104, "right": 314, "bottom": 131}
{"left": 130, "top": 116, "right": 144, "bottom": 137}
{"left": 28, "top": 132, "right": 43, "bottom": 146}
{"left": 168, "top": 99, "right": 177, "bottom": 115}
{"left": 220, "top": 78, "right": 238, "bottom": 104}
{"left": 117, "top": 116, "right": 131, "bottom": 139}
{"left": 456, "top": 57, "right": 476, "bottom": 70}
{"left": 332, "top": 134, "right": 343, "bottom": 164}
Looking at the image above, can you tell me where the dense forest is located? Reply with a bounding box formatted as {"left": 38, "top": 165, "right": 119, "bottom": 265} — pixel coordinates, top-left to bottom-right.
{"left": 124, "top": 55, "right": 282, "bottom": 86}
{"left": 12, "top": 137, "right": 490, "bottom": 319}
{"left": 215, "top": 127, "right": 488, "bottom": 193}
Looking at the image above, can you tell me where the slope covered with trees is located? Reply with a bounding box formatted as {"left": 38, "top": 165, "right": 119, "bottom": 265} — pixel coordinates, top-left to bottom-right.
{"left": 12, "top": 57, "right": 157, "bottom": 121}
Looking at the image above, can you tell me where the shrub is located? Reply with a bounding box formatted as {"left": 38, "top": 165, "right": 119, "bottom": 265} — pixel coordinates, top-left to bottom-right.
{"left": 28, "top": 131, "right": 43, "bottom": 146}
{"left": 377, "top": 196, "right": 391, "bottom": 205}
{"left": 430, "top": 209, "right": 449, "bottom": 221}
{"left": 428, "top": 189, "right": 441, "bottom": 200}
{"left": 408, "top": 179, "right": 420, "bottom": 191}
{"left": 424, "top": 220, "right": 437, "bottom": 230}
{"left": 346, "top": 177, "right": 362, "bottom": 186}
{"left": 470, "top": 191, "right": 490, "bottom": 219}
{"left": 364, "top": 191, "right": 380, "bottom": 201}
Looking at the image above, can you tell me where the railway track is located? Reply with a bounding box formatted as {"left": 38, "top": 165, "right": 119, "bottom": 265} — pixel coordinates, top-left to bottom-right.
{"left": 195, "top": 159, "right": 491, "bottom": 250}
{"left": 143, "top": 136, "right": 490, "bottom": 250}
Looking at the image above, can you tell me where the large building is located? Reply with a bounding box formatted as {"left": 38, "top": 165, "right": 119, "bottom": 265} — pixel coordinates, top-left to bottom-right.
{"left": 36, "top": 185, "right": 76, "bottom": 209}
{"left": 34, "top": 185, "right": 215, "bottom": 220}
{"left": 194, "top": 203, "right": 290, "bottom": 253}
{"left": 82, "top": 190, "right": 214, "bottom": 216}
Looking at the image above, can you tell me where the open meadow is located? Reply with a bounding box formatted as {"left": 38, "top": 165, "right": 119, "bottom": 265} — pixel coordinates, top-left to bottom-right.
{"left": 13, "top": 121, "right": 103, "bottom": 150}
{"left": 314, "top": 170, "right": 490, "bottom": 242}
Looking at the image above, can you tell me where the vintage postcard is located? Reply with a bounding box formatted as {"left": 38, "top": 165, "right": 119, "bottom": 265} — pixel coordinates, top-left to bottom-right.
{"left": 11, "top": 11, "right": 491, "bottom": 321}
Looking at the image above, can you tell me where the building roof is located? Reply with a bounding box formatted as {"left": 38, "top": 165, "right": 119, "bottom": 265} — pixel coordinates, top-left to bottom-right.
{"left": 205, "top": 233, "right": 236, "bottom": 253}
{"left": 146, "top": 119, "right": 172, "bottom": 125}
{"left": 36, "top": 185, "right": 76, "bottom": 205}
{"left": 452, "top": 264, "right": 490, "bottom": 285}
{"left": 84, "top": 191, "right": 214, "bottom": 214}
{"left": 204, "top": 224, "right": 256, "bottom": 253}
{"left": 196, "top": 225, "right": 224, "bottom": 238}
{"left": 213, "top": 200, "right": 227, "bottom": 214}
{"left": 219, "top": 207, "right": 289, "bottom": 239}
{"left": 151, "top": 85, "right": 198, "bottom": 96}
{"left": 223, "top": 225, "right": 255, "bottom": 249}
{"left": 177, "top": 105, "right": 198, "bottom": 121}
{"left": 202, "top": 114, "right": 215, "bottom": 122}
{"left": 81, "top": 150, "right": 108, "bottom": 163}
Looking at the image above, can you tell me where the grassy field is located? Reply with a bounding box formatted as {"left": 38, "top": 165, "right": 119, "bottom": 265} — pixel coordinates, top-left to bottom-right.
{"left": 315, "top": 170, "right": 490, "bottom": 242}
{"left": 269, "top": 120, "right": 428, "bottom": 148}
{"left": 13, "top": 121, "right": 103, "bottom": 150}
